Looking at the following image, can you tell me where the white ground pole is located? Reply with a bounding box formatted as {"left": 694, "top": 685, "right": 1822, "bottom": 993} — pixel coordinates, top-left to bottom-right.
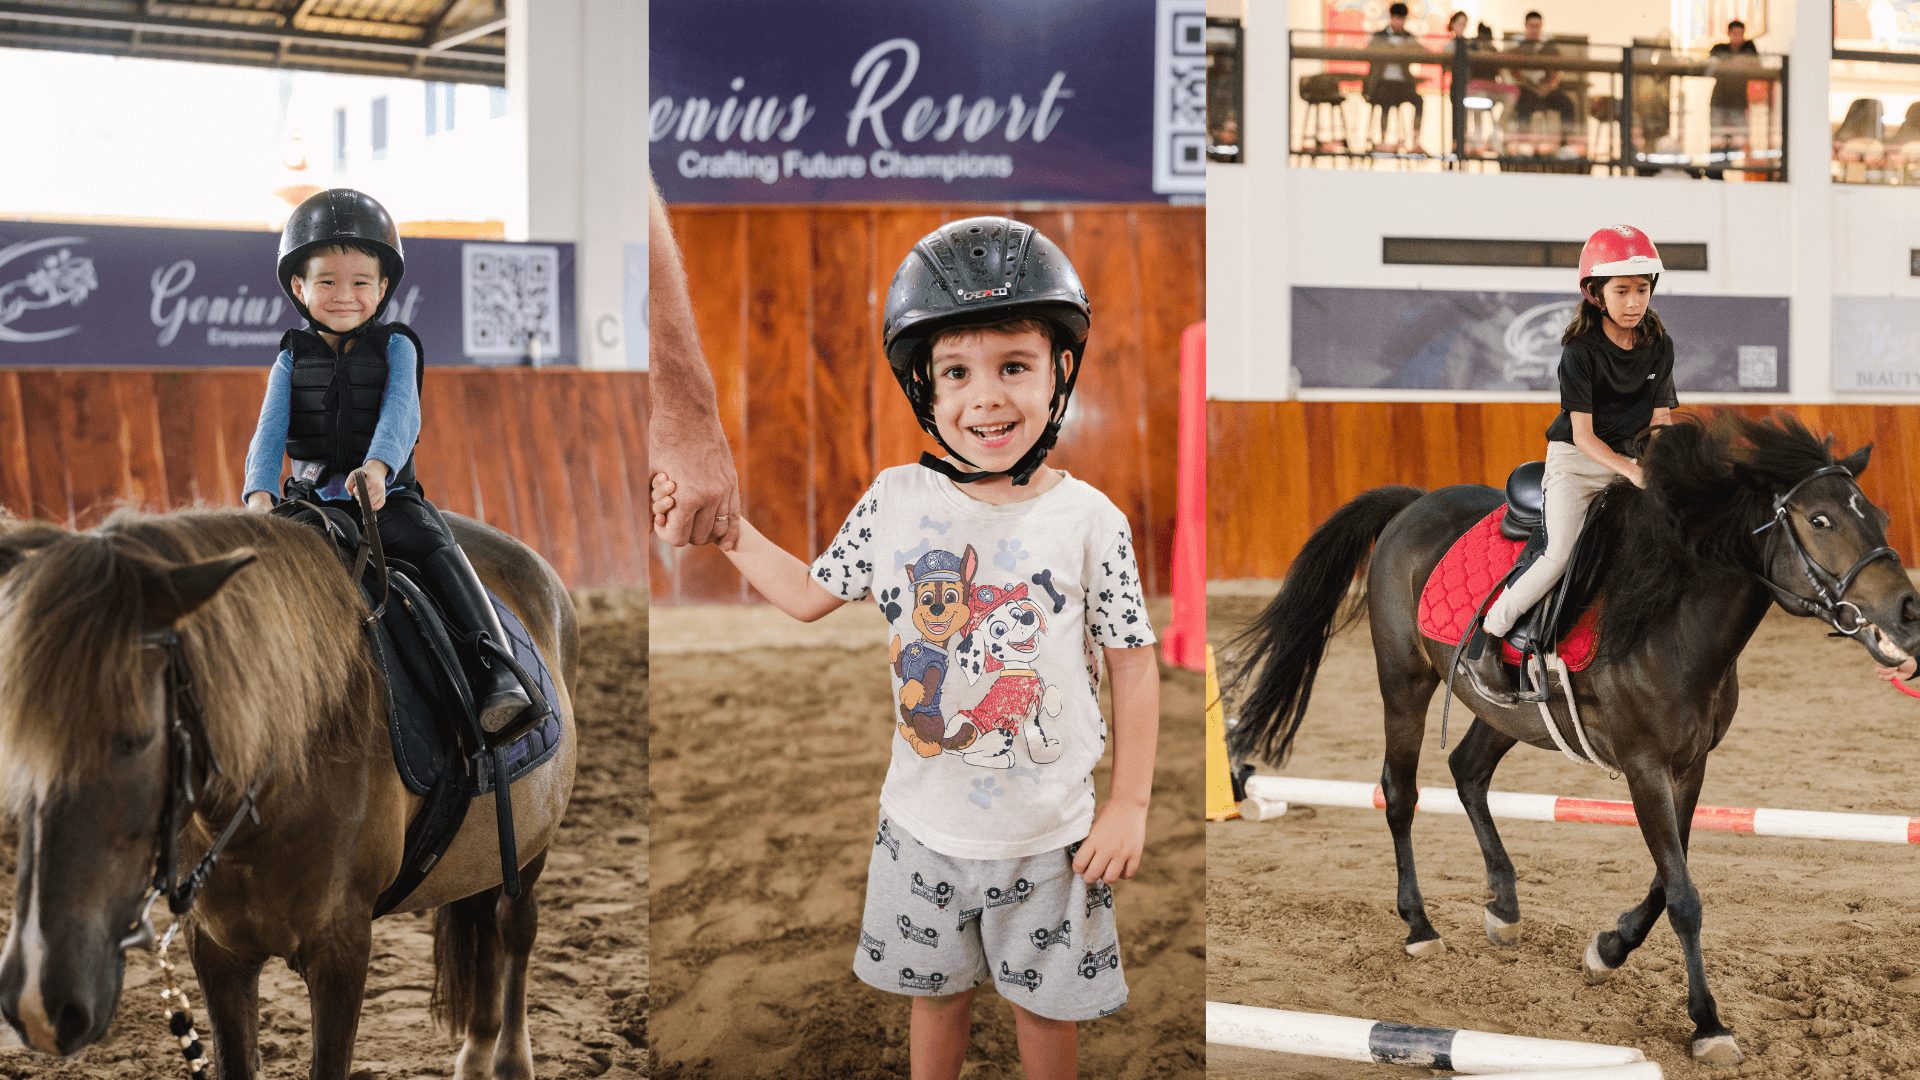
{"left": 1241, "top": 775, "right": 1920, "bottom": 845}
{"left": 1457, "top": 1066, "right": 1665, "bottom": 1080}
{"left": 1206, "top": 1002, "right": 1651, "bottom": 1073}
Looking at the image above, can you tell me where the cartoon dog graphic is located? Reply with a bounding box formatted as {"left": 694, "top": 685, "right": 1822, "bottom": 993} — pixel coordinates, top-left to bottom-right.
{"left": 889, "top": 546, "right": 977, "bottom": 757}
{"left": 945, "top": 581, "right": 1065, "bottom": 768}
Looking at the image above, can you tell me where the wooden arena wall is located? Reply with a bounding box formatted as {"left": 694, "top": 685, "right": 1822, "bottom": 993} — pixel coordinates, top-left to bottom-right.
{"left": 1208, "top": 401, "right": 1920, "bottom": 579}
{"left": 0, "top": 368, "right": 650, "bottom": 588}
{"left": 649, "top": 203, "right": 1204, "bottom": 605}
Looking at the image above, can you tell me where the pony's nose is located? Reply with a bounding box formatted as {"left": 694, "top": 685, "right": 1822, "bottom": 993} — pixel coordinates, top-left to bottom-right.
{"left": 53, "top": 999, "right": 93, "bottom": 1055}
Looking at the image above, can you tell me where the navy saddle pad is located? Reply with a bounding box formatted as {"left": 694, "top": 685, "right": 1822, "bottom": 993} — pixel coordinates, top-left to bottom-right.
{"left": 368, "top": 571, "right": 564, "bottom": 796}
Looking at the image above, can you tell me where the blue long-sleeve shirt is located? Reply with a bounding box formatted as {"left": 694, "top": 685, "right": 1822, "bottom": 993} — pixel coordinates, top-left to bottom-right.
{"left": 242, "top": 332, "right": 421, "bottom": 502}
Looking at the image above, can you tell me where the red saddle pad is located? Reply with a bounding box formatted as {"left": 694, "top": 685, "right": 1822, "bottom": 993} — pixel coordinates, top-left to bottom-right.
{"left": 1415, "top": 506, "right": 1598, "bottom": 671}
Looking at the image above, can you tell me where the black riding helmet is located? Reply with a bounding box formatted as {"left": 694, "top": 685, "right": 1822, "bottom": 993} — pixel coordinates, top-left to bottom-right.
{"left": 277, "top": 188, "right": 405, "bottom": 333}
{"left": 882, "top": 216, "right": 1090, "bottom": 486}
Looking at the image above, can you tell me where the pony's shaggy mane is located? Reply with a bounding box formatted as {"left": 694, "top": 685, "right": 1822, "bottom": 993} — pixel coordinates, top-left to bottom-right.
{"left": 1568, "top": 412, "right": 1854, "bottom": 660}
{"left": 0, "top": 508, "right": 380, "bottom": 810}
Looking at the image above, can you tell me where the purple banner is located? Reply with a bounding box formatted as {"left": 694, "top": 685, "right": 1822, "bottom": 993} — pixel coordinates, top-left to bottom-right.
{"left": 0, "top": 219, "right": 576, "bottom": 367}
{"left": 1291, "top": 287, "right": 1788, "bottom": 393}
{"left": 650, "top": 0, "right": 1206, "bottom": 203}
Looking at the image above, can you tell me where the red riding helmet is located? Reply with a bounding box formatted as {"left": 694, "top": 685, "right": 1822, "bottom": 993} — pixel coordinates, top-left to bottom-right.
{"left": 1577, "top": 225, "right": 1663, "bottom": 293}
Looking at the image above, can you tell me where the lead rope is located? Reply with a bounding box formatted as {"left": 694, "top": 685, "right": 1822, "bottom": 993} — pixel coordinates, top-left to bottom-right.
{"left": 155, "top": 919, "right": 209, "bottom": 1076}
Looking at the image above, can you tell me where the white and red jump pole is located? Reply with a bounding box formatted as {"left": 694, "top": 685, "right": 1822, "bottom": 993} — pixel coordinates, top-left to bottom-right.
{"left": 1242, "top": 776, "right": 1920, "bottom": 845}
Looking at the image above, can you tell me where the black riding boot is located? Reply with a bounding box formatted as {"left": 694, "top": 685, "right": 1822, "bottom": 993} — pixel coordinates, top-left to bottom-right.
{"left": 425, "top": 545, "right": 532, "bottom": 732}
{"left": 1460, "top": 616, "right": 1517, "bottom": 706}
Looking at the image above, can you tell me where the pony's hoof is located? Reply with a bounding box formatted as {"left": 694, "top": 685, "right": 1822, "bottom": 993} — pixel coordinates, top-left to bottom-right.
{"left": 1582, "top": 933, "right": 1619, "bottom": 984}
{"left": 1483, "top": 908, "right": 1522, "bottom": 946}
{"left": 1690, "top": 1033, "right": 1744, "bottom": 1065}
{"left": 1404, "top": 936, "right": 1446, "bottom": 958}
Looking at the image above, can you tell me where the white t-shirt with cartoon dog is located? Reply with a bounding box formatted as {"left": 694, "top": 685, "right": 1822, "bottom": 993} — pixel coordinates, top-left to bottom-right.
{"left": 810, "top": 464, "right": 1154, "bottom": 860}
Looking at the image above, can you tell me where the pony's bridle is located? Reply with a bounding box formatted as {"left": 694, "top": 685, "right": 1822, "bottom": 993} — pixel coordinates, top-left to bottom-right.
{"left": 118, "top": 628, "right": 265, "bottom": 953}
{"left": 1752, "top": 464, "right": 1901, "bottom": 636}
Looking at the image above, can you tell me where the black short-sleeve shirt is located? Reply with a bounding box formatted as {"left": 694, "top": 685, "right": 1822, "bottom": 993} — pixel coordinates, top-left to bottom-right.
{"left": 1544, "top": 325, "right": 1677, "bottom": 455}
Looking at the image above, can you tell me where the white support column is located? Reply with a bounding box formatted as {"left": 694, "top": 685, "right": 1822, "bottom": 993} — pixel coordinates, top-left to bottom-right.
{"left": 505, "top": 0, "right": 646, "bottom": 369}
{"left": 1206, "top": 0, "right": 1291, "bottom": 401}
{"left": 1788, "top": 0, "right": 1833, "bottom": 400}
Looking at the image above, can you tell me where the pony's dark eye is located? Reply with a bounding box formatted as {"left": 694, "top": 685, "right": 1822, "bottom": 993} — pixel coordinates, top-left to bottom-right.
{"left": 1810, "top": 513, "right": 1832, "bottom": 530}
{"left": 113, "top": 730, "right": 153, "bottom": 757}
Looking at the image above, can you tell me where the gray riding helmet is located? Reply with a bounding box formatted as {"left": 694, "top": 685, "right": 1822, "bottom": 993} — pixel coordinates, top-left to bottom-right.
{"left": 881, "top": 216, "right": 1090, "bottom": 485}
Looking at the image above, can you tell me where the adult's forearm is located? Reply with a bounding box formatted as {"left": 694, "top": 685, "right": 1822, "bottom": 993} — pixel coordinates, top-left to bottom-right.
{"left": 649, "top": 182, "right": 722, "bottom": 424}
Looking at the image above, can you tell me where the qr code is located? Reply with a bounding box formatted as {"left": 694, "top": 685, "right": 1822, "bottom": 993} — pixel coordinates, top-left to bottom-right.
{"left": 463, "top": 243, "right": 561, "bottom": 362}
{"left": 1737, "top": 345, "right": 1779, "bottom": 388}
{"left": 1153, "top": 0, "right": 1206, "bottom": 197}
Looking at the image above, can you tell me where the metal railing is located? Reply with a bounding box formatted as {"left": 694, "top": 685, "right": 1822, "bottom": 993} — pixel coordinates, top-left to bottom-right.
{"left": 1288, "top": 30, "right": 1786, "bottom": 179}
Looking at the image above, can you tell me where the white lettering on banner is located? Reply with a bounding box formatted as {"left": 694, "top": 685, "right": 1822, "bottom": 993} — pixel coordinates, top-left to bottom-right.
{"left": 650, "top": 77, "right": 814, "bottom": 144}
{"left": 869, "top": 150, "right": 1015, "bottom": 182}
{"left": 846, "top": 39, "right": 1070, "bottom": 149}
{"left": 783, "top": 149, "right": 867, "bottom": 179}
{"left": 678, "top": 149, "right": 780, "bottom": 184}
{"left": 150, "top": 263, "right": 286, "bottom": 348}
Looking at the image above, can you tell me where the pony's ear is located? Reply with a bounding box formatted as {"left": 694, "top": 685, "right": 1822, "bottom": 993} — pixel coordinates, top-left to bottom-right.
{"left": 141, "top": 550, "right": 258, "bottom": 628}
{"left": 0, "top": 525, "right": 65, "bottom": 579}
{"left": 1839, "top": 443, "right": 1873, "bottom": 478}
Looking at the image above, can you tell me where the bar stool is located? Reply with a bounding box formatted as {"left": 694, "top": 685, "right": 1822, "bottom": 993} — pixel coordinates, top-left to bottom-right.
{"left": 1297, "top": 73, "right": 1351, "bottom": 156}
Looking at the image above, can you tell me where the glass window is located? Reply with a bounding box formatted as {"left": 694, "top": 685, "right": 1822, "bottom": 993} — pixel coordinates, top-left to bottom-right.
{"left": 370, "top": 95, "right": 388, "bottom": 159}
{"left": 489, "top": 85, "right": 508, "bottom": 119}
{"left": 333, "top": 107, "right": 347, "bottom": 172}
{"left": 1208, "top": 18, "right": 1244, "bottom": 163}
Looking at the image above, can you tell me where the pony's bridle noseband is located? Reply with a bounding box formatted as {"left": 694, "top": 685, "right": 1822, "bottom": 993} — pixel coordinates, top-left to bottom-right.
{"left": 118, "top": 628, "right": 265, "bottom": 953}
{"left": 1752, "top": 464, "right": 1901, "bottom": 636}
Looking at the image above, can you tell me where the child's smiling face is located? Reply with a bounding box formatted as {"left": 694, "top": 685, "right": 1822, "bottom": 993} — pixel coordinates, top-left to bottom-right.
{"left": 292, "top": 247, "right": 388, "bottom": 334}
{"left": 927, "top": 323, "right": 1058, "bottom": 475}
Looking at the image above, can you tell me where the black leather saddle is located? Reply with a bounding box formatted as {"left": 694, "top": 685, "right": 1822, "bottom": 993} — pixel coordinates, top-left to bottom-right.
{"left": 273, "top": 497, "right": 563, "bottom": 917}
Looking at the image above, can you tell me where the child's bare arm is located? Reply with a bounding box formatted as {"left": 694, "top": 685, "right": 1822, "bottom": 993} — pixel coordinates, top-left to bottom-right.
{"left": 725, "top": 517, "right": 847, "bottom": 622}
{"left": 1073, "top": 645, "right": 1160, "bottom": 884}
{"left": 653, "top": 473, "right": 844, "bottom": 622}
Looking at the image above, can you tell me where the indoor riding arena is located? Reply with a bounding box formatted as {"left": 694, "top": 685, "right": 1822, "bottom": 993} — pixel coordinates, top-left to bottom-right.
{"left": 646, "top": 196, "right": 1208, "bottom": 1077}
{"left": 0, "top": 4, "right": 649, "bottom": 1077}
{"left": 1207, "top": 1, "right": 1920, "bottom": 1077}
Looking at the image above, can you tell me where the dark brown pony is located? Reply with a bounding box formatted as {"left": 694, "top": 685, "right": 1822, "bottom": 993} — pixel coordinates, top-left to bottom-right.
{"left": 0, "top": 506, "right": 578, "bottom": 1080}
{"left": 1228, "top": 414, "right": 1920, "bottom": 1064}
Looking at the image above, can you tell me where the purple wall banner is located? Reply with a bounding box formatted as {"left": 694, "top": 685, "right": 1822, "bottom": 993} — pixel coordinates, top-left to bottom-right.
{"left": 650, "top": 0, "right": 1206, "bottom": 203}
{"left": 1291, "top": 286, "right": 1789, "bottom": 393}
{"left": 0, "top": 219, "right": 576, "bottom": 367}
{"left": 1833, "top": 295, "right": 1920, "bottom": 392}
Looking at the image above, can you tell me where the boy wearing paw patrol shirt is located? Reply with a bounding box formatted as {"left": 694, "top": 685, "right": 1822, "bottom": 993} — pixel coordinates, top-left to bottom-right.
{"left": 651, "top": 217, "right": 1159, "bottom": 1077}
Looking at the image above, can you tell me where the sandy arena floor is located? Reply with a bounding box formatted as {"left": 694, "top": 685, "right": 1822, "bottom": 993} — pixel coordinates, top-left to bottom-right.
{"left": 1208, "top": 585, "right": 1920, "bottom": 1080}
{"left": 648, "top": 600, "right": 1205, "bottom": 1079}
{"left": 0, "top": 587, "right": 649, "bottom": 1080}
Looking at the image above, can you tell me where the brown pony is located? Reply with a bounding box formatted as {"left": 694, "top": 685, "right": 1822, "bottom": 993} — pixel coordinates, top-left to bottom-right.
{"left": 0, "top": 506, "right": 578, "bottom": 1080}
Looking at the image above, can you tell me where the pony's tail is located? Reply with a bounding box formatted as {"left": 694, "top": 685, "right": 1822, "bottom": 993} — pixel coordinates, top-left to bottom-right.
{"left": 431, "top": 896, "right": 487, "bottom": 1035}
{"left": 1224, "top": 486, "right": 1426, "bottom": 767}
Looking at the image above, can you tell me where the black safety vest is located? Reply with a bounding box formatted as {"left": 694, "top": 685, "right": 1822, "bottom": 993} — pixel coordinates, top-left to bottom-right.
{"left": 279, "top": 321, "right": 424, "bottom": 486}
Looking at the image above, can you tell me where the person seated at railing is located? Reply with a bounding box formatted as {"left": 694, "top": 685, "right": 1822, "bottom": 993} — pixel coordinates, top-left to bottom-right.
{"left": 1707, "top": 20, "right": 1760, "bottom": 167}
{"left": 1507, "top": 10, "right": 1577, "bottom": 152}
{"left": 1363, "top": 2, "right": 1430, "bottom": 154}
{"left": 1463, "top": 19, "right": 1518, "bottom": 156}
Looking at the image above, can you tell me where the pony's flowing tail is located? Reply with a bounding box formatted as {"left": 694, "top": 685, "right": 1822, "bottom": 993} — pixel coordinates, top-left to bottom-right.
{"left": 431, "top": 897, "right": 486, "bottom": 1034}
{"left": 1225, "top": 486, "right": 1426, "bottom": 767}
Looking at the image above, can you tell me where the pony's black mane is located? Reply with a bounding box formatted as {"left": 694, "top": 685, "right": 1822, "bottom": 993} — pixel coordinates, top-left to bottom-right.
{"left": 1566, "top": 412, "right": 1847, "bottom": 660}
